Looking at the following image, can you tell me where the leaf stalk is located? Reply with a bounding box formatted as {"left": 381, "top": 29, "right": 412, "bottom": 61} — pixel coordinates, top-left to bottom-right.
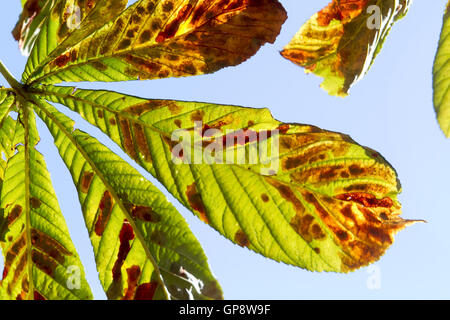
{"left": 0, "top": 58, "right": 26, "bottom": 96}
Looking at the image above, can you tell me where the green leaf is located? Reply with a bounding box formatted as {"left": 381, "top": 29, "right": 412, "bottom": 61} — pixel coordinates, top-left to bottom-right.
{"left": 31, "top": 96, "right": 223, "bottom": 300}
{"left": 433, "top": 1, "right": 450, "bottom": 137}
{"left": 0, "top": 116, "right": 18, "bottom": 190}
{"left": 32, "top": 85, "right": 420, "bottom": 272}
{"left": 12, "top": 0, "right": 57, "bottom": 56}
{"left": 0, "top": 103, "right": 92, "bottom": 300}
{"left": 23, "top": 0, "right": 287, "bottom": 85}
{"left": 280, "top": 0, "right": 411, "bottom": 97}
{"left": 20, "top": 0, "right": 128, "bottom": 77}
{"left": 0, "top": 89, "right": 16, "bottom": 128}
{"left": 0, "top": 89, "right": 15, "bottom": 111}
{"left": 0, "top": 91, "right": 20, "bottom": 217}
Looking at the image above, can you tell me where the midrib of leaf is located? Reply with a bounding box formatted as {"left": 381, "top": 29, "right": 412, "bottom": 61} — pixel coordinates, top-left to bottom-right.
{"left": 29, "top": 96, "right": 170, "bottom": 299}
{"left": 23, "top": 102, "right": 34, "bottom": 300}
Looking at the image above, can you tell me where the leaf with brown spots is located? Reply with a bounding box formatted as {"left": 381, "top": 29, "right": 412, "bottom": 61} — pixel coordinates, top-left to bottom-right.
{"left": 30, "top": 85, "right": 422, "bottom": 272}
{"left": 12, "top": 0, "right": 56, "bottom": 56}
{"left": 281, "top": 0, "right": 411, "bottom": 96}
{"left": 0, "top": 102, "right": 92, "bottom": 300}
{"left": 22, "top": 0, "right": 287, "bottom": 84}
{"left": 20, "top": 0, "right": 129, "bottom": 81}
{"left": 31, "top": 97, "right": 223, "bottom": 300}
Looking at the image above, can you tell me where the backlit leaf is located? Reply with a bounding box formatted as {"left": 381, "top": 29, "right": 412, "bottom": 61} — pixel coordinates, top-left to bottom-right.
{"left": 0, "top": 89, "right": 16, "bottom": 128}
{"left": 0, "top": 116, "right": 18, "bottom": 192}
{"left": 0, "top": 91, "right": 19, "bottom": 209}
{"left": 23, "top": 0, "right": 287, "bottom": 85}
{"left": 281, "top": 0, "right": 411, "bottom": 96}
{"left": 433, "top": 0, "right": 450, "bottom": 137}
{"left": 0, "top": 102, "right": 92, "bottom": 300}
{"left": 32, "top": 85, "right": 420, "bottom": 272}
{"left": 12, "top": 0, "right": 56, "bottom": 56}
{"left": 31, "top": 96, "right": 222, "bottom": 299}
{"left": 21, "top": 0, "right": 129, "bottom": 77}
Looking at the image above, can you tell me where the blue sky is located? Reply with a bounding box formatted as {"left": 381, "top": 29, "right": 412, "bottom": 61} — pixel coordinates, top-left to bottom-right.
{"left": 1, "top": 1, "right": 449, "bottom": 299}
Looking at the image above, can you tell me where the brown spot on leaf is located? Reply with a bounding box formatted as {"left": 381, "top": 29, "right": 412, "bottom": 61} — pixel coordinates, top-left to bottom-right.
{"left": 341, "top": 205, "right": 356, "bottom": 221}
{"left": 180, "top": 61, "right": 197, "bottom": 74}
{"left": 361, "top": 224, "right": 392, "bottom": 244}
{"left": 139, "top": 30, "right": 152, "bottom": 43}
{"left": 135, "top": 282, "right": 158, "bottom": 300}
{"left": 81, "top": 171, "right": 94, "bottom": 193}
{"left": 112, "top": 220, "right": 135, "bottom": 281}
{"left": 311, "top": 224, "right": 326, "bottom": 240}
{"left": 94, "top": 191, "right": 114, "bottom": 236}
{"left": 277, "top": 124, "right": 290, "bottom": 134}
{"left": 303, "top": 191, "right": 329, "bottom": 219}
{"left": 150, "top": 230, "right": 165, "bottom": 246}
{"left": 53, "top": 53, "right": 71, "bottom": 68}
{"left": 266, "top": 179, "right": 305, "bottom": 215}
{"left": 335, "top": 229, "right": 349, "bottom": 241}
{"left": 191, "top": 3, "right": 208, "bottom": 24}
{"left": 21, "top": 277, "right": 29, "bottom": 293}
{"left": 174, "top": 119, "right": 182, "bottom": 128}
{"left": 261, "top": 193, "right": 269, "bottom": 202}
{"left": 118, "top": 39, "right": 131, "bottom": 50}
{"left": 16, "top": 291, "right": 27, "bottom": 300}
{"left": 124, "top": 54, "right": 162, "bottom": 75}
{"left": 30, "top": 197, "right": 41, "bottom": 209}
{"left": 190, "top": 110, "right": 204, "bottom": 122}
{"left": 316, "top": 0, "right": 366, "bottom": 26}
{"left": 132, "top": 123, "right": 152, "bottom": 162}
{"left": 156, "top": 4, "right": 193, "bottom": 42}
{"left": 124, "top": 101, "right": 163, "bottom": 116}
{"left": 34, "top": 291, "right": 46, "bottom": 300}
{"left": 348, "top": 164, "right": 365, "bottom": 176}
{"left": 31, "top": 228, "right": 72, "bottom": 264}
{"left": 119, "top": 118, "right": 138, "bottom": 160}
{"left": 235, "top": 229, "right": 250, "bottom": 247}
{"left": 131, "top": 206, "right": 160, "bottom": 222}
{"left": 283, "top": 144, "right": 331, "bottom": 170}
{"left": 122, "top": 265, "right": 141, "bottom": 300}
{"left": 162, "top": 2, "right": 174, "bottom": 12}
{"left": 32, "top": 249, "right": 57, "bottom": 276}
{"left": 168, "top": 102, "right": 183, "bottom": 115}
{"left": 290, "top": 214, "right": 315, "bottom": 242}
{"left": 92, "top": 61, "right": 108, "bottom": 71}
{"left": 7, "top": 204, "right": 22, "bottom": 226}
{"left": 9, "top": 253, "right": 27, "bottom": 289}
{"left": 3, "top": 233, "right": 26, "bottom": 278}
{"left": 336, "top": 193, "right": 393, "bottom": 208}
{"left": 186, "top": 183, "right": 209, "bottom": 224}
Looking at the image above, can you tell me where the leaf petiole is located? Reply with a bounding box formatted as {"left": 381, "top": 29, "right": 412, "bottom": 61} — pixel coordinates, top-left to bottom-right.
{"left": 0, "top": 58, "right": 25, "bottom": 95}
